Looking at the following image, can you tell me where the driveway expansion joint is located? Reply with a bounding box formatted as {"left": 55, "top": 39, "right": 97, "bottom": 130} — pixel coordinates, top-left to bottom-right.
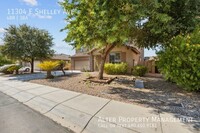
{"left": 43, "top": 93, "right": 83, "bottom": 115}
{"left": 158, "top": 110, "right": 164, "bottom": 133}
{"left": 11, "top": 86, "right": 44, "bottom": 96}
{"left": 80, "top": 99, "right": 112, "bottom": 133}
{"left": 61, "top": 103, "right": 93, "bottom": 116}
{"left": 24, "top": 90, "right": 60, "bottom": 103}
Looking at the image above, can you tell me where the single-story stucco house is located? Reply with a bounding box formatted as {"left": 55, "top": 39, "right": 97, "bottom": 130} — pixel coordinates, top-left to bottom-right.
{"left": 70, "top": 44, "right": 144, "bottom": 73}
{"left": 50, "top": 54, "right": 71, "bottom": 63}
{"left": 144, "top": 56, "right": 159, "bottom": 74}
{"left": 35, "top": 54, "right": 71, "bottom": 70}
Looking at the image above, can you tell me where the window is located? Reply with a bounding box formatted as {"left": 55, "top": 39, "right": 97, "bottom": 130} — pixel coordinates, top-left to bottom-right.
{"left": 109, "top": 52, "right": 121, "bottom": 63}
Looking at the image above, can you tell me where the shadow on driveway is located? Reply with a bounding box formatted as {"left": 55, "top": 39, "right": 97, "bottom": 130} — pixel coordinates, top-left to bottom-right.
{"left": 0, "top": 70, "right": 81, "bottom": 82}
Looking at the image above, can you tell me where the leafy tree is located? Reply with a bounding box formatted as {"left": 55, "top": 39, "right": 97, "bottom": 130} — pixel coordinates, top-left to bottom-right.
{"left": 38, "top": 61, "right": 59, "bottom": 79}
{"left": 135, "top": 0, "right": 200, "bottom": 48}
{"left": 0, "top": 45, "right": 15, "bottom": 66}
{"left": 0, "top": 55, "right": 14, "bottom": 66}
{"left": 157, "top": 28, "right": 200, "bottom": 91}
{"left": 60, "top": 0, "right": 141, "bottom": 79}
{"left": 135, "top": 0, "right": 200, "bottom": 90}
{"left": 60, "top": 0, "right": 200, "bottom": 80}
{"left": 1, "top": 24, "right": 54, "bottom": 73}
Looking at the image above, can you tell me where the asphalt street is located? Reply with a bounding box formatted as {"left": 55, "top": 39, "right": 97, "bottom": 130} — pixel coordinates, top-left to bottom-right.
{"left": 0, "top": 91, "right": 73, "bottom": 133}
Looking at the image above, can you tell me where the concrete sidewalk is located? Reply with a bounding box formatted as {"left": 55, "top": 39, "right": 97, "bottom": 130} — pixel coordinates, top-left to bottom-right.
{"left": 0, "top": 92, "right": 72, "bottom": 133}
{"left": 0, "top": 76, "right": 197, "bottom": 133}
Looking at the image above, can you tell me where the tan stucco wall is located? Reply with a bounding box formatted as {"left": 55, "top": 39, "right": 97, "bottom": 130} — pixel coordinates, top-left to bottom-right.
{"left": 144, "top": 60, "right": 156, "bottom": 73}
{"left": 34, "top": 61, "right": 41, "bottom": 71}
{"left": 71, "top": 46, "right": 143, "bottom": 73}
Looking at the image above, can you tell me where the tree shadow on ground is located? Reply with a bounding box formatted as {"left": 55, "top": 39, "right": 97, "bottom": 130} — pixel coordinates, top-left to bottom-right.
{"left": 4, "top": 73, "right": 45, "bottom": 81}
{"left": 108, "top": 77, "right": 200, "bottom": 131}
{"left": 3, "top": 71, "right": 81, "bottom": 82}
{"left": 46, "top": 73, "right": 81, "bottom": 83}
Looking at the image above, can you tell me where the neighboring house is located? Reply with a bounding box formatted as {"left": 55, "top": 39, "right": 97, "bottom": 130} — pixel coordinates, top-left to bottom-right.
{"left": 70, "top": 44, "right": 144, "bottom": 73}
{"left": 34, "top": 54, "right": 71, "bottom": 70}
{"left": 50, "top": 54, "right": 71, "bottom": 63}
{"left": 144, "top": 56, "right": 159, "bottom": 73}
{"left": 22, "top": 54, "right": 71, "bottom": 70}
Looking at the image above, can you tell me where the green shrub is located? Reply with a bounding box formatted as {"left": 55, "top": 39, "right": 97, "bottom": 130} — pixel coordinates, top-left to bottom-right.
{"left": 0, "top": 64, "right": 18, "bottom": 74}
{"left": 104, "top": 63, "right": 128, "bottom": 75}
{"left": 0, "top": 55, "right": 14, "bottom": 66}
{"left": 132, "top": 65, "right": 148, "bottom": 76}
{"left": 7, "top": 65, "right": 22, "bottom": 74}
{"left": 157, "top": 28, "right": 200, "bottom": 91}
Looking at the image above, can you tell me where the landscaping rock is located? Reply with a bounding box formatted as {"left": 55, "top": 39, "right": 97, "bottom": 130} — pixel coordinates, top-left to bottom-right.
{"left": 135, "top": 79, "right": 144, "bottom": 88}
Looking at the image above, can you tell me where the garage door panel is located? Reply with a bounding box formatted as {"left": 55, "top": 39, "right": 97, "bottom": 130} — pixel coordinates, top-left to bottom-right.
{"left": 75, "top": 60, "right": 89, "bottom": 70}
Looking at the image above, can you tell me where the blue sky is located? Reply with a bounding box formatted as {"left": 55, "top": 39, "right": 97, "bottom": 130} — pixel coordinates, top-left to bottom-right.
{"left": 0, "top": 0, "right": 156, "bottom": 56}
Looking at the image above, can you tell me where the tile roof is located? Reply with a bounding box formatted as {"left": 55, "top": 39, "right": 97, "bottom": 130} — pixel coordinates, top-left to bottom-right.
{"left": 70, "top": 53, "right": 89, "bottom": 58}
{"left": 52, "top": 54, "right": 71, "bottom": 60}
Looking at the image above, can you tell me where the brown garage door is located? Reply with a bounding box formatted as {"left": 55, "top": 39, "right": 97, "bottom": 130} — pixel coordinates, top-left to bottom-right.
{"left": 74, "top": 60, "right": 89, "bottom": 70}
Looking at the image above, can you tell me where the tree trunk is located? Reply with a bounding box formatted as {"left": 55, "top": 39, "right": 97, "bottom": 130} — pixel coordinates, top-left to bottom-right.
{"left": 98, "top": 54, "right": 107, "bottom": 79}
{"left": 30, "top": 58, "right": 34, "bottom": 73}
{"left": 61, "top": 68, "right": 66, "bottom": 75}
{"left": 47, "top": 70, "right": 54, "bottom": 79}
{"left": 60, "top": 64, "right": 66, "bottom": 75}
{"left": 16, "top": 70, "right": 19, "bottom": 75}
{"left": 98, "top": 43, "right": 117, "bottom": 79}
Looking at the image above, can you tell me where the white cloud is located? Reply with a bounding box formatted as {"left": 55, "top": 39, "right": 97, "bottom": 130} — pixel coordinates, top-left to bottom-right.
{"left": 0, "top": 28, "right": 6, "bottom": 34}
{"left": 32, "top": 14, "right": 52, "bottom": 19}
{"left": 21, "top": 0, "right": 38, "bottom": 6}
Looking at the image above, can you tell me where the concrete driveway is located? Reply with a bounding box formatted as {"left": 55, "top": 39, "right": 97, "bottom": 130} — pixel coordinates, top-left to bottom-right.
{"left": 0, "top": 91, "right": 73, "bottom": 133}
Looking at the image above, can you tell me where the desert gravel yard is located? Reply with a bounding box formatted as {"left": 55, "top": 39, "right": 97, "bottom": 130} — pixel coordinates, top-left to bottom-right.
{"left": 30, "top": 72, "right": 200, "bottom": 121}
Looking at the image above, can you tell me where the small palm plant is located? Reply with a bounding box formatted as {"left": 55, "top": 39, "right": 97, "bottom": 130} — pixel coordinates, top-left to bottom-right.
{"left": 58, "top": 60, "right": 66, "bottom": 75}
{"left": 38, "top": 61, "right": 59, "bottom": 79}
